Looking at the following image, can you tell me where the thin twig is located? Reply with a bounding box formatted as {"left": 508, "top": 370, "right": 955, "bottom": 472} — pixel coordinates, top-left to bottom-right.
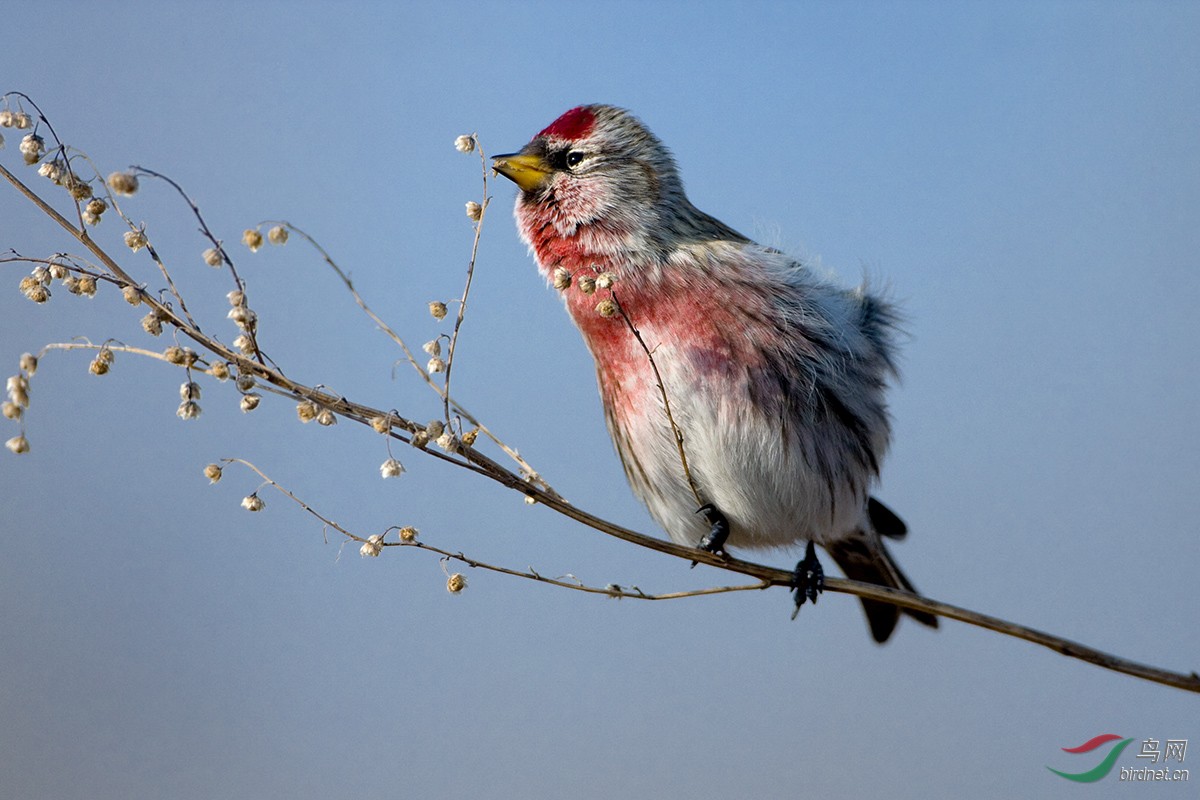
{"left": 442, "top": 140, "right": 488, "bottom": 425}
{"left": 7, "top": 91, "right": 92, "bottom": 238}
{"left": 224, "top": 458, "right": 767, "bottom": 601}
{"left": 65, "top": 158, "right": 202, "bottom": 331}
{"left": 37, "top": 340, "right": 201, "bottom": 366}
{"left": 400, "top": 541, "right": 771, "bottom": 600}
{"left": 273, "top": 220, "right": 559, "bottom": 498}
{"left": 221, "top": 454, "right": 1200, "bottom": 693}
{"left": 4, "top": 92, "right": 64, "bottom": 153}
{"left": 610, "top": 291, "right": 704, "bottom": 507}
{"left": 133, "top": 165, "right": 247, "bottom": 293}
{"left": 3, "top": 253, "right": 124, "bottom": 286}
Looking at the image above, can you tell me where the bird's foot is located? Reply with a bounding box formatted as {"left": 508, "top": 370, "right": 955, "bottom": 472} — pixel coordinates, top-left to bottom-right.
{"left": 790, "top": 541, "right": 825, "bottom": 619}
{"left": 691, "top": 503, "right": 730, "bottom": 567}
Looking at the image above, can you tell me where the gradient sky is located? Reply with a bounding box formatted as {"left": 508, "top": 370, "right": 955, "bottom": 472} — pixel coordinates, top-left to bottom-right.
{"left": 2, "top": 2, "right": 1198, "bottom": 798}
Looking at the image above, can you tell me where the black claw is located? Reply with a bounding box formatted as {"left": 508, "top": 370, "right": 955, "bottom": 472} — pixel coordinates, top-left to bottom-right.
{"left": 790, "top": 541, "right": 825, "bottom": 619}
{"left": 691, "top": 503, "right": 730, "bottom": 567}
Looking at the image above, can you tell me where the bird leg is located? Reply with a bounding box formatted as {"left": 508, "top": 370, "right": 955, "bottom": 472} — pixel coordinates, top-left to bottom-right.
{"left": 691, "top": 503, "right": 730, "bottom": 567}
{"left": 790, "top": 541, "right": 825, "bottom": 619}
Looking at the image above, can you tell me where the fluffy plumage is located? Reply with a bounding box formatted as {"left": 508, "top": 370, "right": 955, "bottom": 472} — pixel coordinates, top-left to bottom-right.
{"left": 494, "top": 105, "right": 937, "bottom": 642}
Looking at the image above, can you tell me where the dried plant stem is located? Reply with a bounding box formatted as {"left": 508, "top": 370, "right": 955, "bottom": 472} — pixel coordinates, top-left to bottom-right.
{"left": 227, "top": 450, "right": 1199, "bottom": 692}
{"left": 141, "top": 241, "right": 200, "bottom": 329}
{"left": 611, "top": 292, "right": 704, "bottom": 508}
{"left": 402, "top": 545, "right": 770, "bottom": 601}
{"left": 38, "top": 341, "right": 192, "bottom": 365}
{"left": 4, "top": 155, "right": 1197, "bottom": 696}
{"left": 3, "top": 253, "right": 117, "bottom": 284}
{"left": 227, "top": 458, "right": 765, "bottom": 601}
{"left": 273, "top": 220, "right": 558, "bottom": 498}
{"left": 4, "top": 162, "right": 151, "bottom": 302}
{"left": 132, "top": 165, "right": 247, "bottom": 292}
{"left": 441, "top": 144, "right": 489, "bottom": 425}
{"left": 515, "top": 481, "right": 1200, "bottom": 693}
{"left": 63, "top": 157, "right": 202, "bottom": 331}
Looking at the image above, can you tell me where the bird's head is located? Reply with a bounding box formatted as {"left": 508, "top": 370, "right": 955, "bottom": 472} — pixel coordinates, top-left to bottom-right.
{"left": 493, "top": 105, "right": 684, "bottom": 245}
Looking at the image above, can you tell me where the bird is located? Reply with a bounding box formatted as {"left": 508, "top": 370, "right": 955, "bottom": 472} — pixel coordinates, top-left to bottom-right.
{"left": 492, "top": 105, "right": 937, "bottom": 642}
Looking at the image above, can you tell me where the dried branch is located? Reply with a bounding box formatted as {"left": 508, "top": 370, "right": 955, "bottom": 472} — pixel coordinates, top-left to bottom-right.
{"left": 226, "top": 458, "right": 768, "bottom": 601}
{"left": 132, "top": 165, "right": 248, "bottom": 292}
{"left": 223, "top": 454, "right": 1200, "bottom": 693}
{"left": 3, "top": 102, "right": 1197, "bottom": 697}
{"left": 611, "top": 290, "right": 704, "bottom": 508}
{"left": 442, "top": 140, "right": 489, "bottom": 425}
{"left": 268, "top": 220, "right": 559, "bottom": 499}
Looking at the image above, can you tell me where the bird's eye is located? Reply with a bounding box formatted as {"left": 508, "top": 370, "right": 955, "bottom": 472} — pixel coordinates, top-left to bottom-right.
{"left": 565, "top": 150, "right": 586, "bottom": 168}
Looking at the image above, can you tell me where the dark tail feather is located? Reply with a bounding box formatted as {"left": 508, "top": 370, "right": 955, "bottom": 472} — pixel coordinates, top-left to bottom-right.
{"left": 868, "top": 496, "right": 907, "bottom": 540}
{"left": 827, "top": 511, "right": 939, "bottom": 643}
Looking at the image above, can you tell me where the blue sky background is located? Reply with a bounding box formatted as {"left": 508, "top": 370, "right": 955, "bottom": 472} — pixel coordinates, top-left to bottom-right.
{"left": 2, "top": 2, "right": 1197, "bottom": 797}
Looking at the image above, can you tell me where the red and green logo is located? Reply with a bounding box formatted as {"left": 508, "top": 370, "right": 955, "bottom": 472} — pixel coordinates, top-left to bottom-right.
{"left": 1048, "top": 734, "right": 1135, "bottom": 782}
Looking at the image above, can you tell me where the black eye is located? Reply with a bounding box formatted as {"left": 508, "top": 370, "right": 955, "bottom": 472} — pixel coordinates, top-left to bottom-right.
{"left": 565, "top": 150, "right": 585, "bottom": 168}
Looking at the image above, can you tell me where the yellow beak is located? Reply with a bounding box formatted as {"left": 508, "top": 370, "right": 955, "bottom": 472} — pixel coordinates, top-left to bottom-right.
{"left": 492, "top": 152, "right": 552, "bottom": 192}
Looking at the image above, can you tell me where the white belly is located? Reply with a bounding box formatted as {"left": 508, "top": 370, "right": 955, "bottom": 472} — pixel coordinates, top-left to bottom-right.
{"left": 606, "top": 346, "right": 871, "bottom": 551}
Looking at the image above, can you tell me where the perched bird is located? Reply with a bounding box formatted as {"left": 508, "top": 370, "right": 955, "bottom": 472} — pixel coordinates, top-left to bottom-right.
{"left": 493, "top": 105, "right": 937, "bottom": 642}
